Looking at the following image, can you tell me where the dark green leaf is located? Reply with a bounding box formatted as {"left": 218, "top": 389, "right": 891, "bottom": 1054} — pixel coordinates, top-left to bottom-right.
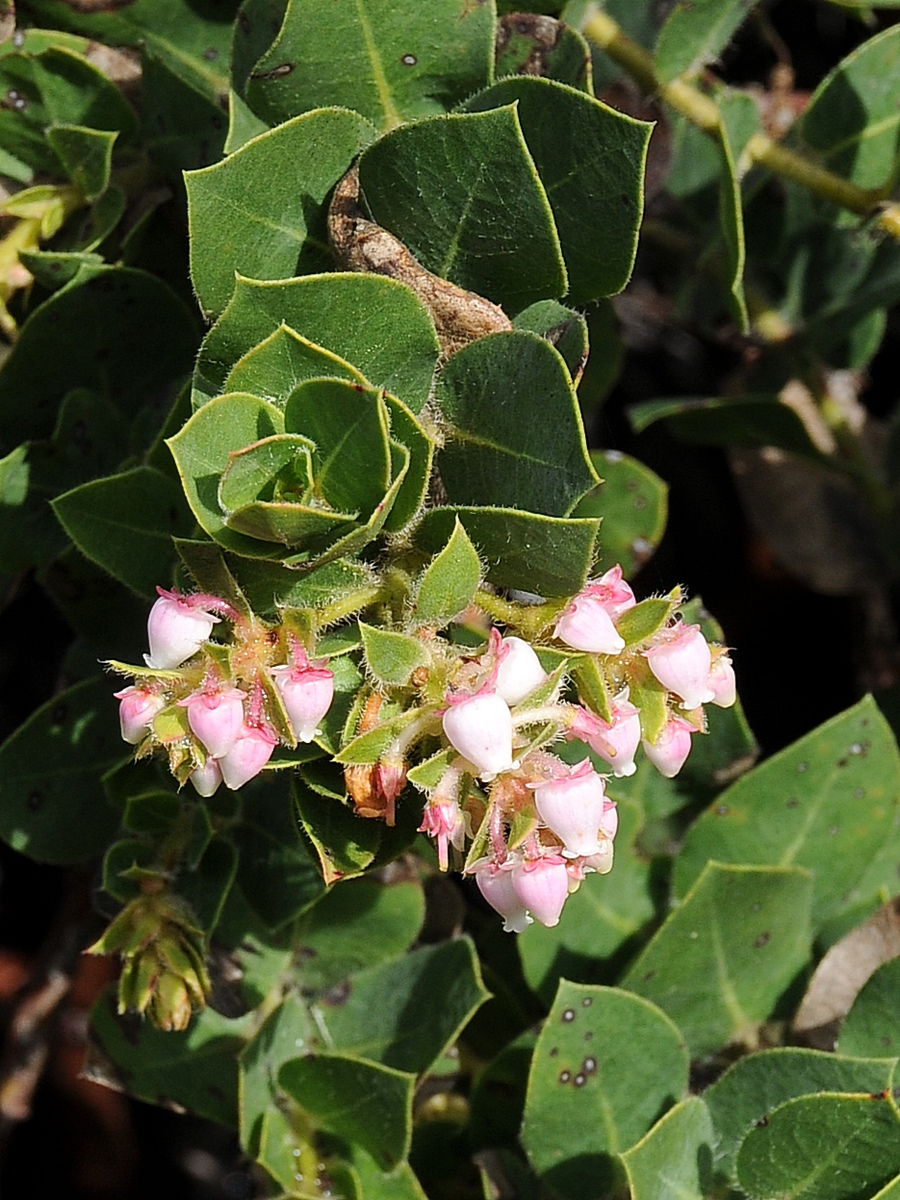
{"left": 462, "top": 76, "right": 652, "bottom": 302}
{"left": 46, "top": 123, "right": 117, "bottom": 199}
{"left": 522, "top": 981, "right": 688, "bottom": 1198}
{"left": 734, "top": 1092, "right": 900, "bottom": 1200}
{"left": 358, "top": 106, "right": 567, "bottom": 312}
{"left": 0, "top": 676, "right": 124, "bottom": 864}
{"left": 839, "top": 959, "right": 900, "bottom": 1059}
{"left": 0, "top": 267, "right": 199, "bottom": 453}
{"left": 434, "top": 331, "right": 597, "bottom": 515}
{"left": 513, "top": 299, "right": 589, "bottom": 381}
{"left": 186, "top": 109, "right": 377, "bottom": 315}
{"left": 279, "top": 1054, "right": 414, "bottom": 1171}
{"left": 629, "top": 394, "right": 829, "bottom": 460}
{"left": 619, "top": 1099, "right": 715, "bottom": 1200}
{"left": 704, "top": 1047, "right": 898, "bottom": 1181}
{"left": 674, "top": 696, "right": 900, "bottom": 927}
{"left": 245, "top": 0, "right": 494, "bottom": 131}
{"left": 413, "top": 506, "right": 600, "bottom": 596}
{"left": 52, "top": 467, "right": 195, "bottom": 597}
{"left": 224, "top": 325, "right": 368, "bottom": 407}
{"left": 654, "top": 0, "right": 755, "bottom": 82}
{"left": 194, "top": 273, "right": 439, "bottom": 415}
{"left": 319, "top": 939, "right": 489, "bottom": 1073}
{"left": 794, "top": 25, "right": 900, "bottom": 191}
{"left": 88, "top": 989, "right": 249, "bottom": 1128}
{"left": 623, "top": 863, "right": 813, "bottom": 1057}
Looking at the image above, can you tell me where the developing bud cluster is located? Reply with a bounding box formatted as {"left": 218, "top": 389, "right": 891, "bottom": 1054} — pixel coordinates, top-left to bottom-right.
{"left": 111, "top": 567, "right": 734, "bottom": 935}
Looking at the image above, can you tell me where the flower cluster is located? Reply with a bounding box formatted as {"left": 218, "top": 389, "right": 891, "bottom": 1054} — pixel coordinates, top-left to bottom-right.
{"left": 112, "top": 587, "right": 335, "bottom": 795}
{"left": 112, "top": 567, "right": 735, "bottom": 935}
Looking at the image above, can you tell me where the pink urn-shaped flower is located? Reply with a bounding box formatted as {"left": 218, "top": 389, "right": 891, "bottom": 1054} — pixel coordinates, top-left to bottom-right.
{"left": 642, "top": 714, "right": 695, "bottom": 778}
{"left": 180, "top": 684, "right": 246, "bottom": 759}
{"left": 554, "top": 565, "right": 636, "bottom": 655}
{"left": 189, "top": 756, "right": 223, "bottom": 797}
{"left": 475, "top": 862, "right": 532, "bottom": 933}
{"left": 511, "top": 856, "right": 570, "bottom": 928}
{"left": 218, "top": 721, "right": 278, "bottom": 790}
{"left": 442, "top": 690, "right": 515, "bottom": 780}
{"left": 494, "top": 636, "right": 548, "bottom": 706}
{"left": 419, "top": 799, "right": 466, "bottom": 871}
{"left": 114, "top": 686, "right": 165, "bottom": 744}
{"left": 570, "top": 696, "right": 641, "bottom": 778}
{"left": 645, "top": 623, "right": 715, "bottom": 709}
{"left": 531, "top": 759, "right": 613, "bottom": 859}
{"left": 144, "top": 588, "right": 220, "bottom": 670}
{"left": 270, "top": 654, "right": 334, "bottom": 743}
{"left": 708, "top": 653, "right": 736, "bottom": 708}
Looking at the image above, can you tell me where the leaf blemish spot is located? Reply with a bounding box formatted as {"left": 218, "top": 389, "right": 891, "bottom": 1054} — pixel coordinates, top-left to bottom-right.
{"left": 754, "top": 932, "right": 770, "bottom": 948}
{"left": 786, "top": 797, "right": 799, "bottom": 808}
{"left": 581, "top": 997, "right": 592, "bottom": 1008}
{"left": 574, "top": 1074, "right": 587, "bottom": 1087}
{"left": 755, "top": 1115, "right": 769, "bottom": 1128}
{"left": 583, "top": 1031, "right": 594, "bottom": 1042}
{"left": 828, "top": 825, "right": 838, "bottom": 835}
{"left": 797, "top": 762, "right": 808, "bottom": 772}
{"left": 716, "top": 804, "right": 729, "bottom": 816}
{"left": 561, "top": 1008, "right": 576, "bottom": 1023}
{"left": 549, "top": 1047, "right": 558, "bottom": 1057}
{"left": 401, "top": 53, "right": 417, "bottom": 66}
{"left": 583, "top": 1057, "right": 597, "bottom": 1074}
{"left": 559, "top": 1070, "right": 571, "bottom": 1084}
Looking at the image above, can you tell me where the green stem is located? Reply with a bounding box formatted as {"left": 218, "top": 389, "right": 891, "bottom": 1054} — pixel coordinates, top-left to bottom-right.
{"left": 581, "top": 7, "right": 899, "bottom": 237}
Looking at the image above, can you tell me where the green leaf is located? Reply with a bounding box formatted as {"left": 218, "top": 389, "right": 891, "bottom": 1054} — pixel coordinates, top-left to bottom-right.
{"left": 839, "top": 959, "right": 900, "bottom": 1059}
{"left": 283, "top": 378, "right": 392, "bottom": 514}
{"left": 319, "top": 939, "right": 489, "bottom": 1073}
{"left": 629, "top": 393, "right": 828, "bottom": 460}
{"left": 0, "top": 267, "right": 199, "bottom": 453}
{"left": 673, "top": 696, "right": 900, "bottom": 927}
{"left": 226, "top": 554, "right": 377, "bottom": 617}
{"left": 434, "top": 331, "right": 598, "bottom": 516}
{"left": 413, "top": 507, "right": 600, "bottom": 596}
{"left": 0, "top": 676, "right": 124, "bottom": 864}
{"left": 217, "top": 433, "right": 315, "bottom": 512}
{"left": 186, "top": 108, "right": 377, "bottom": 316}
{"left": 358, "top": 106, "right": 567, "bottom": 312}
{"left": 615, "top": 594, "right": 679, "bottom": 648}
{"left": 295, "top": 876, "right": 425, "bottom": 992}
{"left": 224, "top": 324, "right": 369, "bottom": 406}
{"left": 574, "top": 450, "right": 668, "bottom": 578}
{"left": 704, "top": 1047, "right": 899, "bottom": 1181}
{"left": 29, "top": 0, "right": 236, "bottom": 100}
{"left": 52, "top": 467, "right": 195, "bottom": 597}
{"left": 734, "top": 1092, "right": 900, "bottom": 1200}
{"left": 279, "top": 1054, "right": 415, "bottom": 1172}
{"left": 359, "top": 622, "right": 430, "bottom": 688}
{"left": 513, "top": 299, "right": 589, "bottom": 381}
{"left": 794, "top": 24, "right": 900, "bottom": 192}
{"left": 381, "top": 395, "right": 434, "bottom": 533}
{"left": 88, "top": 990, "right": 248, "bottom": 1129}
{"left": 167, "top": 391, "right": 289, "bottom": 558}
{"left": 46, "top": 123, "right": 117, "bottom": 199}
{"left": 715, "top": 91, "right": 755, "bottom": 331}
{"left": 521, "top": 982, "right": 688, "bottom": 1198}
{"left": 414, "top": 518, "right": 482, "bottom": 626}
{"left": 623, "top": 863, "right": 814, "bottom": 1057}
{"left": 194, "top": 273, "right": 439, "bottom": 415}
{"left": 235, "top": 775, "right": 325, "bottom": 929}
{"left": 517, "top": 799, "right": 655, "bottom": 1002}
{"left": 654, "top": 0, "right": 754, "bottom": 82}
{"left": 245, "top": 0, "right": 494, "bottom": 131}
{"left": 140, "top": 50, "right": 229, "bottom": 178}
{"left": 461, "top": 76, "right": 652, "bottom": 302}
{"left": 619, "top": 1098, "right": 715, "bottom": 1200}
{"left": 496, "top": 13, "right": 593, "bottom": 92}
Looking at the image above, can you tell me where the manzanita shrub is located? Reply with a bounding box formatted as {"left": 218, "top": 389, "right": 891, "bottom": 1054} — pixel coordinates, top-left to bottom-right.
{"left": 1, "top": 0, "right": 900, "bottom": 1196}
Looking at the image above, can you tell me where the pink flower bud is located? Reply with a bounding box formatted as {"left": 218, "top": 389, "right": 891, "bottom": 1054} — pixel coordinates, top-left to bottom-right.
{"left": 582, "top": 841, "right": 615, "bottom": 875}
{"left": 553, "top": 565, "right": 636, "bottom": 655}
{"left": 114, "top": 686, "right": 165, "bottom": 744}
{"left": 218, "top": 721, "right": 278, "bottom": 790}
{"left": 442, "top": 690, "right": 515, "bottom": 780}
{"left": 475, "top": 863, "right": 532, "bottom": 933}
{"left": 189, "top": 756, "right": 223, "bottom": 797}
{"left": 642, "top": 714, "right": 694, "bottom": 778}
{"left": 145, "top": 588, "right": 220, "bottom": 670}
{"left": 531, "top": 759, "right": 611, "bottom": 859}
{"left": 645, "top": 623, "right": 715, "bottom": 709}
{"left": 708, "top": 653, "right": 736, "bottom": 708}
{"left": 180, "top": 685, "right": 246, "bottom": 759}
{"left": 570, "top": 697, "right": 641, "bottom": 778}
{"left": 512, "top": 856, "right": 570, "bottom": 928}
{"left": 494, "top": 636, "right": 548, "bottom": 706}
{"left": 271, "top": 659, "right": 334, "bottom": 743}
